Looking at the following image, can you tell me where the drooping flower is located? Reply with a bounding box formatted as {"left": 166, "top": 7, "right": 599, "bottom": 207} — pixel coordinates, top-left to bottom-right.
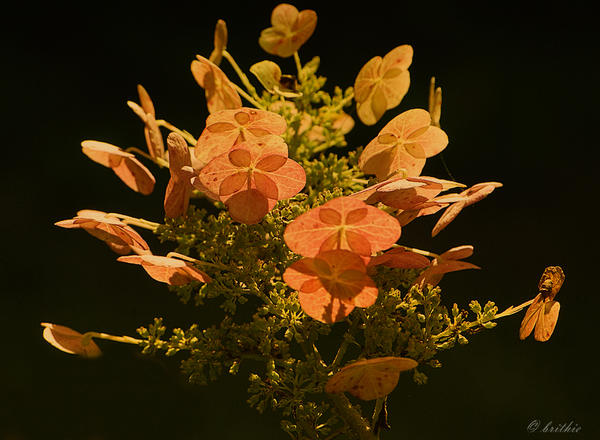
{"left": 284, "top": 197, "right": 401, "bottom": 258}
{"left": 55, "top": 210, "right": 150, "bottom": 255}
{"left": 431, "top": 182, "right": 503, "bottom": 237}
{"left": 325, "top": 356, "right": 418, "bottom": 400}
{"left": 191, "top": 55, "right": 242, "bottom": 114}
{"left": 395, "top": 193, "right": 467, "bottom": 226}
{"left": 81, "top": 140, "right": 156, "bottom": 195}
{"left": 117, "top": 255, "right": 211, "bottom": 286}
{"left": 354, "top": 45, "right": 413, "bottom": 125}
{"left": 413, "top": 245, "right": 480, "bottom": 287}
{"left": 196, "top": 139, "right": 305, "bottom": 224}
{"left": 351, "top": 175, "right": 464, "bottom": 209}
{"left": 259, "top": 3, "right": 317, "bottom": 58}
{"left": 283, "top": 250, "right": 378, "bottom": 323}
{"left": 41, "top": 323, "right": 102, "bottom": 358}
{"left": 358, "top": 109, "right": 448, "bottom": 180}
{"left": 126, "top": 84, "right": 166, "bottom": 161}
{"left": 520, "top": 266, "right": 565, "bottom": 342}
{"left": 195, "top": 107, "right": 287, "bottom": 168}
{"left": 164, "top": 133, "right": 193, "bottom": 218}
{"left": 209, "top": 19, "right": 228, "bottom": 66}
{"left": 369, "top": 247, "right": 430, "bottom": 269}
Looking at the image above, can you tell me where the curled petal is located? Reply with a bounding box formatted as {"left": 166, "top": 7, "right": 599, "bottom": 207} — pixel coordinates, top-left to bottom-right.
{"left": 118, "top": 255, "right": 211, "bottom": 286}
{"left": 81, "top": 140, "right": 155, "bottom": 194}
{"left": 164, "top": 133, "right": 193, "bottom": 218}
{"left": 191, "top": 56, "right": 241, "bottom": 113}
{"left": 369, "top": 248, "right": 430, "bottom": 269}
{"left": 55, "top": 210, "right": 150, "bottom": 255}
{"left": 41, "top": 323, "right": 102, "bottom": 358}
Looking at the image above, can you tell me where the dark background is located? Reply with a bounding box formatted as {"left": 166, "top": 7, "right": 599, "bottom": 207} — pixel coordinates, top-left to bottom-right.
{"left": 2, "top": 1, "right": 598, "bottom": 439}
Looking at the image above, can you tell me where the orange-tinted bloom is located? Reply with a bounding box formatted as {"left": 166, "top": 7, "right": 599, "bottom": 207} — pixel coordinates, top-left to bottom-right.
{"left": 358, "top": 109, "right": 448, "bottom": 180}
{"left": 284, "top": 197, "right": 401, "bottom": 258}
{"left": 413, "top": 245, "right": 480, "bottom": 287}
{"left": 117, "top": 255, "right": 211, "bottom": 286}
{"left": 191, "top": 55, "right": 242, "bottom": 114}
{"left": 520, "top": 266, "right": 565, "bottom": 342}
{"left": 283, "top": 250, "right": 378, "bottom": 323}
{"left": 195, "top": 107, "right": 287, "bottom": 168}
{"left": 55, "top": 210, "right": 150, "bottom": 255}
{"left": 325, "top": 356, "right": 418, "bottom": 400}
{"left": 41, "top": 323, "right": 102, "bottom": 358}
{"left": 259, "top": 3, "right": 317, "bottom": 58}
{"left": 431, "top": 182, "right": 503, "bottom": 237}
{"left": 81, "top": 140, "right": 156, "bottom": 195}
{"left": 164, "top": 133, "right": 193, "bottom": 218}
{"left": 197, "top": 139, "right": 306, "bottom": 224}
{"left": 354, "top": 45, "right": 413, "bottom": 125}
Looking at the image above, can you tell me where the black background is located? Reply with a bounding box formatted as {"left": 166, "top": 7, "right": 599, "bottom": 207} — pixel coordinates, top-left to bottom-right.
{"left": 2, "top": 1, "right": 598, "bottom": 439}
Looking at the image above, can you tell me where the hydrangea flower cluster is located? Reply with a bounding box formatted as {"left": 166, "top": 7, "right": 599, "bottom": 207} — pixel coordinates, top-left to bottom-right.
{"left": 45, "top": 4, "right": 564, "bottom": 439}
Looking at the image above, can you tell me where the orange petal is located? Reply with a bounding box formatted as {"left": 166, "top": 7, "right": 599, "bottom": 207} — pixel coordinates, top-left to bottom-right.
{"left": 225, "top": 189, "right": 270, "bottom": 224}
{"left": 298, "top": 290, "right": 354, "bottom": 323}
{"left": 164, "top": 133, "right": 192, "bottom": 218}
{"left": 259, "top": 4, "right": 317, "bottom": 58}
{"left": 534, "top": 301, "right": 560, "bottom": 342}
{"left": 519, "top": 294, "right": 543, "bottom": 340}
{"left": 325, "top": 356, "right": 418, "bottom": 400}
{"left": 191, "top": 56, "right": 241, "bottom": 113}
{"left": 41, "top": 323, "right": 102, "bottom": 358}
{"left": 369, "top": 248, "right": 430, "bottom": 269}
{"left": 118, "top": 255, "right": 210, "bottom": 286}
{"left": 284, "top": 197, "right": 401, "bottom": 258}
{"left": 439, "top": 245, "right": 474, "bottom": 261}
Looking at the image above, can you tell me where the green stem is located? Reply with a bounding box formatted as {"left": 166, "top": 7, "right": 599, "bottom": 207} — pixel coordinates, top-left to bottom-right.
{"left": 432, "top": 298, "right": 535, "bottom": 342}
{"left": 329, "top": 394, "right": 376, "bottom": 440}
{"left": 391, "top": 244, "right": 440, "bottom": 259}
{"left": 329, "top": 92, "right": 355, "bottom": 113}
{"left": 107, "top": 213, "right": 160, "bottom": 231}
{"left": 82, "top": 331, "right": 142, "bottom": 345}
{"left": 371, "top": 398, "right": 384, "bottom": 432}
{"left": 222, "top": 50, "right": 260, "bottom": 99}
{"left": 293, "top": 51, "right": 303, "bottom": 80}
{"left": 124, "top": 147, "right": 169, "bottom": 168}
{"left": 231, "top": 82, "right": 266, "bottom": 110}
{"left": 166, "top": 252, "right": 231, "bottom": 270}
{"left": 155, "top": 119, "right": 197, "bottom": 145}
{"left": 331, "top": 319, "right": 359, "bottom": 369}
{"left": 494, "top": 298, "right": 535, "bottom": 319}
